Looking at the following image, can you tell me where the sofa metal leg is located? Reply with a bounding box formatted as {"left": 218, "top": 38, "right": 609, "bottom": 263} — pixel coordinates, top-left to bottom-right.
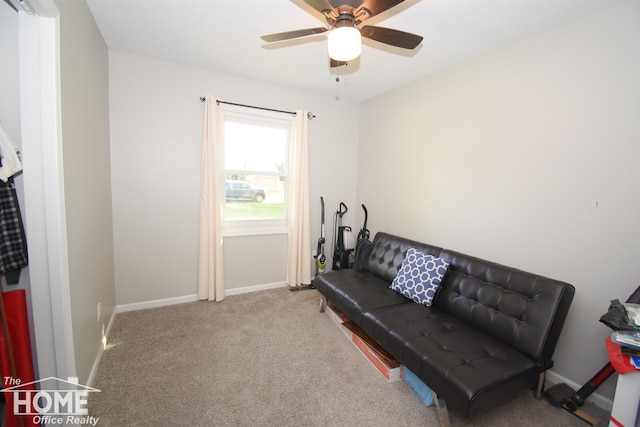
{"left": 319, "top": 296, "right": 327, "bottom": 313}
{"left": 535, "top": 371, "right": 546, "bottom": 400}
{"left": 433, "top": 392, "right": 451, "bottom": 427}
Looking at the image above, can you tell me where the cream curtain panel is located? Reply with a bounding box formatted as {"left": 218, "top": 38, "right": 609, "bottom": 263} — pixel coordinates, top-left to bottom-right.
{"left": 197, "top": 96, "right": 225, "bottom": 302}
{"left": 286, "top": 110, "right": 312, "bottom": 288}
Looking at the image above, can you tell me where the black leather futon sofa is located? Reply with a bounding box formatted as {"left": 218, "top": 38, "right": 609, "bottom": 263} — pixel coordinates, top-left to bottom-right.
{"left": 314, "top": 232, "right": 575, "bottom": 420}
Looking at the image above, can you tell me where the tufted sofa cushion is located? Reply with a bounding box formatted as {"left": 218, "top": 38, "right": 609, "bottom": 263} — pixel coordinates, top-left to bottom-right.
{"left": 435, "top": 249, "right": 575, "bottom": 368}
{"left": 361, "top": 302, "right": 540, "bottom": 418}
{"left": 315, "top": 268, "right": 410, "bottom": 326}
{"left": 363, "top": 232, "right": 441, "bottom": 283}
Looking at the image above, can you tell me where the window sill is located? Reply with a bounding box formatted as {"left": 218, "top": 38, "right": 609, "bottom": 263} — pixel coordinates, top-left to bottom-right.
{"left": 223, "top": 226, "right": 288, "bottom": 238}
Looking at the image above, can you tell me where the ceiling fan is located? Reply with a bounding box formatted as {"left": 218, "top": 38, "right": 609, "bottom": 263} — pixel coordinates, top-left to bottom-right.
{"left": 261, "top": 0, "right": 423, "bottom": 67}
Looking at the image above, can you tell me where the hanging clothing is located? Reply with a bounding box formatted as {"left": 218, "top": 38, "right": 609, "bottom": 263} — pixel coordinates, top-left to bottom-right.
{"left": 0, "top": 179, "right": 28, "bottom": 284}
{"left": 0, "top": 123, "right": 22, "bottom": 182}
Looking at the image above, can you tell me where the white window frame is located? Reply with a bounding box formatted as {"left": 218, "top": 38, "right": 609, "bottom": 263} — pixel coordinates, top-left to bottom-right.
{"left": 220, "top": 105, "right": 293, "bottom": 237}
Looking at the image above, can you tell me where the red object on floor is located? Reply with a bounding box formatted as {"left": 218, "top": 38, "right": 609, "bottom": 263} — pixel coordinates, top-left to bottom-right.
{"left": 0, "top": 290, "right": 38, "bottom": 427}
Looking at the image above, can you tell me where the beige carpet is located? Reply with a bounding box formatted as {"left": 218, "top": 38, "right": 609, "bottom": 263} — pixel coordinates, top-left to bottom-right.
{"left": 87, "top": 287, "right": 610, "bottom": 426}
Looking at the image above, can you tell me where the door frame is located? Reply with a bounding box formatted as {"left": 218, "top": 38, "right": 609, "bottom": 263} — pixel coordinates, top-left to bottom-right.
{"left": 18, "top": 1, "right": 76, "bottom": 381}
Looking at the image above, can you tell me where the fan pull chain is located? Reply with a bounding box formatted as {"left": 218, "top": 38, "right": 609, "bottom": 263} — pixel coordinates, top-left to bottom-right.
{"left": 335, "top": 65, "right": 341, "bottom": 100}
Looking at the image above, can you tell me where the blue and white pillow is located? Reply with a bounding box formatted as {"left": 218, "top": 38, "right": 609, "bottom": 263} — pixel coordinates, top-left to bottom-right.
{"left": 390, "top": 247, "right": 450, "bottom": 307}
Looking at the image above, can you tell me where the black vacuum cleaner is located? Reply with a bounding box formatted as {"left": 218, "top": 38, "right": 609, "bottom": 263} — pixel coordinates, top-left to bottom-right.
{"left": 356, "top": 203, "right": 370, "bottom": 245}
{"left": 331, "top": 202, "right": 354, "bottom": 270}
{"left": 315, "top": 196, "right": 327, "bottom": 278}
{"left": 543, "top": 284, "right": 640, "bottom": 425}
{"left": 354, "top": 204, "right": 371, "bottom": 268}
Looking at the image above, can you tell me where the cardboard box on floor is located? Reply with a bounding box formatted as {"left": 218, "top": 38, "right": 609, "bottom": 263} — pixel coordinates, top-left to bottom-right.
{"left": 325, "top": 304, "right": 403, "bottom": 383}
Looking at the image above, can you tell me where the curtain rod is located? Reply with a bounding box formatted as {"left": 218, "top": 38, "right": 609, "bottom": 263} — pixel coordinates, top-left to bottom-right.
{"left": 200, "top": 97, "right": 315, "bottom": 120}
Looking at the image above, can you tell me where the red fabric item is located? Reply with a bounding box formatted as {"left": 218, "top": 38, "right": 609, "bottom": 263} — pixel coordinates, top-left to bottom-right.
{"left": 606, "top": 336, "right": 638, "bottom": 375}
{"left": 0, "top": 290, "right": 38, "bottom": 427}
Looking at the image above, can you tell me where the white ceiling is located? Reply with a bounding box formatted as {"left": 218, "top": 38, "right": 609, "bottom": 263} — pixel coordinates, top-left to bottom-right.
{"left": 86, "top": 0, "right": 626, "bottom": 102}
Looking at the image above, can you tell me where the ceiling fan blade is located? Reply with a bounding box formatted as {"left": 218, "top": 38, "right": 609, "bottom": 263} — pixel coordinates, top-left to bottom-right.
{"left": 330, "top": 58, "right": 348, "bottom": 68}
{"left": 357, "top": 0, "right": 405, "bottom": 19}
{"left": 261, "top": 27, "right": 328, "bottom": 43}
{"left": 303, "top": 0, "right": 336, "bottom": 14}
{"left": 360, "top": 25, "right": 423, "bottom": 49}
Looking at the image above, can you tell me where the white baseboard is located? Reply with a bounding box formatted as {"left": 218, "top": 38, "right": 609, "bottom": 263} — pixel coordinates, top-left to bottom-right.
{"left": 116, "top": 294, "right": 199, "bottom": 313}
{"left": 114, "top": 282, "right": 289, "bottom": 313}
{"left": 86, "top": 306, "right": 117, "bottom": 388}
{"left": 546, "top": 369, "right": 614, "bottom": 412}
{"left": 225, "top": 281, "right": 287, "bottom": 296}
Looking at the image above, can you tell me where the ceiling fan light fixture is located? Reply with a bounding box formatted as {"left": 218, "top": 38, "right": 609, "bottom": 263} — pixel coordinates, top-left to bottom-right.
{"left": 328, "top": 25, "right": 361, "bottom": 62}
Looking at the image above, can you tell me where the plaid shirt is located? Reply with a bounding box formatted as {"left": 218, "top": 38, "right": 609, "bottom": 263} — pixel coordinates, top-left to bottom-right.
{"left": 0, "top": 178, "right": 28, "bottom": 284}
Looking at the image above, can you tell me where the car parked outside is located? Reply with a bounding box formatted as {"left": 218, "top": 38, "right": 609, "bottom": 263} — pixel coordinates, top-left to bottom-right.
{"left": 225, "top": 180, "right": 266, "bottom": 203}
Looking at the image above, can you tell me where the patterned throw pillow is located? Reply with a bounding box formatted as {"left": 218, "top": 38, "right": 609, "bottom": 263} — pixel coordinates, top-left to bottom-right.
{"left": 389, "top": 247, "right": 450, "bottom": 307}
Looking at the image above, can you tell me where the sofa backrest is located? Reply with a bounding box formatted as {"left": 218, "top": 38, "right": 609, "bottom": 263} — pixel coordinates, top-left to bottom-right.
{"left": 364, "top": 232, "right": 575, "bottom": 367}
{"left": 436, "top": 249, "right": 574, "bottom": 367}
{"left": 363, "top": 232, "right": 442, "bottom": 283}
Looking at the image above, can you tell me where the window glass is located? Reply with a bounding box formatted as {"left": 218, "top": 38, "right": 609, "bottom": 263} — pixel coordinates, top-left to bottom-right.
{"left": 222, "top": 112, "right": 291, "bottom": 235}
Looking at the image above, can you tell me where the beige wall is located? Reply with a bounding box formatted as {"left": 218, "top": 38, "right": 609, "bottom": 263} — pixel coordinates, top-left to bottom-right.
{"left": 55, "top": 0, "right": 116, "bottom": 384}
{"left": 357, "top": 0, "right": 640, "bottom": 402}
{"left": 108, "top": 51, "right": 360, "bottom": 305}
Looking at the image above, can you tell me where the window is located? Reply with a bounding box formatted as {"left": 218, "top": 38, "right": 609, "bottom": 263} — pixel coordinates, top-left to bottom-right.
{"left": 221, "top": 107, "right": 292, "bottom": 236}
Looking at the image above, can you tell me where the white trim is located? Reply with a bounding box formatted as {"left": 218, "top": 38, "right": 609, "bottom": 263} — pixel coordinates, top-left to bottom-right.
{"left": 546, "top": 369, "right": 613, "bottom": 412}
{"left": 20, "top": 1, "right": 76, "bottom": 382}
{"left": 39, "top": 9, "right": 76, "bottom": 383}
{"left": 116, "top": 294, "right": 199, "bottom": 313}
{"left": 85, "top": 307, "right": 117, "bottom": 388}
{"left": 114, "top": 282, "right": 289, "bottom": 313}
{"left": 30, "top": 0, "right": 57, "bottom": 17}
{"left": 225, "top": 281, "right": 287, "bottom": 296}
{"left": 223, "top": 226, "right": 287, "bottom": 238}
